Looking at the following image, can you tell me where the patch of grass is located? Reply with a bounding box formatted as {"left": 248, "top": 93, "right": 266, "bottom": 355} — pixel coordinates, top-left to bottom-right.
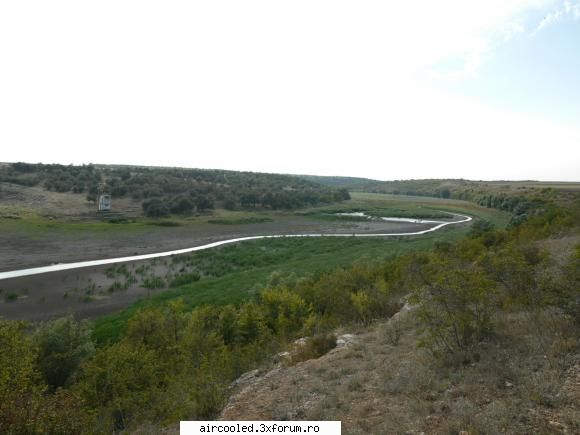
{"left": 303, "top": 214, "right": 372, "bottom": 222}
{"left": 107, "top": 218, "right": 135, "bottom": 224}
{"left": 147, "top": 220, "right": 181, "bottom": 227}
{"left": 0, "top": 213, "right": 152, "bottom": 235}
{"left": 90, "top": 193, "right": 506, "bottom": 343}
{"left": 142, "top": 276, "right": 165, "bottom": 289}
{"left": 289, "top": 334, "right": 337, "bottom": 365}
{"left": 169, "top": 272, "right": 201, "bottom": 288}
{"left": 301, "top": 192, "right": 511, "bottom": 227}
{"left": 4, "top": 292, "right": 18, "bottom": 302}
{"left": 108, "top": 281, "right": 125, "bottom": 293}
{"left": 92, "top": 231, "right": 469, "bottom": 343}
{"left": 208, "top": 217, "right": 273, "bottom": 225}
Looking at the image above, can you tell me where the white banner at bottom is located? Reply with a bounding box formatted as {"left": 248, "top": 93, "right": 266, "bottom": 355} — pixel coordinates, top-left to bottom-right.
{"left": 180, "top": 421, "right": 341, "bottom": 435}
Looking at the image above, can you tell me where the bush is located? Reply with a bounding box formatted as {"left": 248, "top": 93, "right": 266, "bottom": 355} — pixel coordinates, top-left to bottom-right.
{"left": 169, "top": 195, "right": 194, "bottom": 214}
{"left": 170, "top": 272, "right": 201, "bottom": 287}
{"left": 469, "top": 219, "right": 495, "bottom": 238}
{"left": 546, "top": 245, "right": 580, "bottom": 324}
{"left": 414, "top": 258, "right": 497, "bottom": 355}
{"left": 142, "top": 276, "right": 165, "bottom": 289}
{"left": 384, "top": 316, "right": 402, "bottom": 346}
{"left": 289, "top": 333, "right": 337, "bottom": 365}
{"left": 33, "top": 316, "right": 95, "bottom": 390}
{"left": 142, "top": 198, "right": 169, "bottom": 218}
{"left": 4, "top": 292, "right": 18, "bottom": 302}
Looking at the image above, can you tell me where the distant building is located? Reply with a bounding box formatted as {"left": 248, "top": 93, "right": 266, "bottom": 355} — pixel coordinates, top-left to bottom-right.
{"left": 98, "top": 194, "right": 111, "bottom": 212}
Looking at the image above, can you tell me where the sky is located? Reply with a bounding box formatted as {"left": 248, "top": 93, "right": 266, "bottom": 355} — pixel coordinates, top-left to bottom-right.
{"left": 0, "top": 1, "right": 578, "bottom": 181}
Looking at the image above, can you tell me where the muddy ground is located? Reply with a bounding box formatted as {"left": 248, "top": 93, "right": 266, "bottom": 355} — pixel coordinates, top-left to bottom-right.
{"left": 0, "top": 216, "right": 427, "bottom": 271}
{"left": 0, "top": 217, "right": 435, "bottom": 322}
{"left": 0, "top": 183, "right": 463, "bottom": 322}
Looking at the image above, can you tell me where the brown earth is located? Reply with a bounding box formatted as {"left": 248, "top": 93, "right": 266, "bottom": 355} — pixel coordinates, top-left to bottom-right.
{"left": 0, "top": 216, "right": 433, "bottom": 272}
{"left": 0, "top": 216, "right": 431, "bottom": 322}
{"left": 0, "top": 260, "right": 162, "bottom": 321}
{"left": 219, "top": 305, "right": 579, "bottom": 434}
{"left": 0, "top": 218, "right": 440, "bottom": 322}
{"left": 0, "top": 182, "right": 141, "bottom": 218}
{"left": 0, "top": 182, "right": 443, "bottom": 272}
{"left": 0, "top": 183, "right": 463, "bottom": 322}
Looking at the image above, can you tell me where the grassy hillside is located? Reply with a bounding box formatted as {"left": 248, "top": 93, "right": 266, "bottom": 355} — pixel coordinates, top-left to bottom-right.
{"left": 305, "top": 175, "right": 580, "bottom": 195}
{"left": 297, "top": 174, "right": 376, "bottom": 187}
{"left": 0, "top": 162, "right": 350, "bottom": 216}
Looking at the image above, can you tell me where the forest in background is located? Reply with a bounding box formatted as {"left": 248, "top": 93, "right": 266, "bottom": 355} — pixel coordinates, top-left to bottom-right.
{"left": 0, "top": 163, "right": 350, "bottom": 216}
{"left": 306, "top": 175, "right": 580, "bottom": 227}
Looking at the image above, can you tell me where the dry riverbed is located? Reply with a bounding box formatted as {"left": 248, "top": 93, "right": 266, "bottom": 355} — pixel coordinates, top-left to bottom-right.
{"left": 0, "top": 217, "right": 440, "bottom": 321}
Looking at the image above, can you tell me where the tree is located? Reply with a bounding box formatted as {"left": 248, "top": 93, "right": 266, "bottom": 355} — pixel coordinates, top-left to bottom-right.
{"left": 546, "top": 245, "right": 580, "bottom": 324}
{"left": 414, "top": 257, "right": 497, "bottom": 355}
{"left": 169, "top": 195, "right": 194, "bottom": 215}
{"left": 34, "top": 316, "right": 95, "bottom": 390}
{"left": 194, "top": 195, "right": 214, "bottom": 211}
{"left": 223, "top": 196, "right": 238, "bottom": 210}
{"left": 338, "top": 188, "right": 351, "bottom": 200}
{"left": 142, "top": 198, "right": 169, "bottom": 217}
{"left": 351, "top": 291, "right": 373, "bottom": 325}
{"left": 76, "top": 342, "right": 161, "bottom": 432}
{"left": 260, "top": 288, "right": 311, "bottom": 339}
{"left": 0, "top": 320, "right": 44, "bottom": 433}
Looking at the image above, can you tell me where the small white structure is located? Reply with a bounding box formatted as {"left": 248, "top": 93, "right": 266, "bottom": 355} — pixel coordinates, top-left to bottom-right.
{"left": 97, "top": 194, "right": 111, "bottom": 212}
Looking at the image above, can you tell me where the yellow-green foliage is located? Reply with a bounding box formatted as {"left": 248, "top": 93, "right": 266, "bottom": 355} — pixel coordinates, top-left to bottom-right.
{"left": 0, "top": 195, "right": 578, "bottom": 432}
{"left": 413, "top": 256, "right": 498, "bottom": 355}
{"left": 0, "top": 320, "right": 42, "bottom": 433}
{"left": 33, "top": 316, "right": 95, "bottom": 390}
{"left": 259, "top": 288, "right": 311, "bottom": 340}
{"left": 0, "top": 320, "right": 93, "bottom": 434}
{"left": 289, "top": 333, "right": 337, "bottom": 365}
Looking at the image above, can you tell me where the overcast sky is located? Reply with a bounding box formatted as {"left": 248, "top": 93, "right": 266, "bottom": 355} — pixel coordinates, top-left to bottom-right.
{"left": 0, "top": 1, "right": 578, "bottom": 181}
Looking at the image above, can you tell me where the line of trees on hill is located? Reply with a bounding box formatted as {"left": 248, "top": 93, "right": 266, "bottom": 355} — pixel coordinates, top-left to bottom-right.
{"left": 337, "top": 178, "right": 564, "bottom": 228}
{"left": 1, "top": 191, "right": 578, "bottom": 432}
{"left": 0, "top": 163, "right": 350, "bottom": 215}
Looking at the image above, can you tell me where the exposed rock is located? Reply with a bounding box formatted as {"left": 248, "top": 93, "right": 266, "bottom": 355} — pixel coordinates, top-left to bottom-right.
{"left": 336, "top": 334, "right": 355, "bottom": 348}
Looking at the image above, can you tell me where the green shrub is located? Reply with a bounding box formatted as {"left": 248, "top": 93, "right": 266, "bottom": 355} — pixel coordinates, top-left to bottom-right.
{"left": 142, "top": 198, "right": 169, "bottom": 218}
{"left": 414, "top": 257, "right": 497, "bottom": 355}
{"left": 33, "top": 316, "right": 95, "bottom": 390}
{"left": 142, "top": 276, "right": 165, "bottom": 289}
{"left": 289, "top": 334, "right": 337, "bottom": 365}
{"left": 169, "top": 272, "right": 201, "bottom": 288}
{"left": 4, "top": 292, "right": 18, "bottom": 302}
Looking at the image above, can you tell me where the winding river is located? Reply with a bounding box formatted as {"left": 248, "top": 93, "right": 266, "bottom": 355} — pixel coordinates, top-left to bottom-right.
{"left": 0, "top": 212, "right": 472, "bottom": 281}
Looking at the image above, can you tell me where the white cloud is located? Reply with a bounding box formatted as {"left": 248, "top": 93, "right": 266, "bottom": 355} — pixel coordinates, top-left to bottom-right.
{"left": 0, "top": 1, "right": 577, "bottom": 181}
{"left": 563, "top": 0, "right": 580, "bottom": 16}
{"left": 537, "top": 9, "right": 564, "bottom": 32}
{"left": 533, "top": 0, "right": 580, "bottom": 34}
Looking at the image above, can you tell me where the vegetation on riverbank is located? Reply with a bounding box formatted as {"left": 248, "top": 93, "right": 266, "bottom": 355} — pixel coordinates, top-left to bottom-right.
{"left": 1, "top": 182, "right": 578, "bottom": 433}
{"left": 92, "top": 230, "right": 473, "bottom": 344}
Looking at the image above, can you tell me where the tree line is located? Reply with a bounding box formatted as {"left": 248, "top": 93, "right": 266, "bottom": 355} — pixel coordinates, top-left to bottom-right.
{"left": 340, "top": 178, "right": 565, "bottom": 227}
{"left": 0, "top": 163, "right": 350, "bottom": 216}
